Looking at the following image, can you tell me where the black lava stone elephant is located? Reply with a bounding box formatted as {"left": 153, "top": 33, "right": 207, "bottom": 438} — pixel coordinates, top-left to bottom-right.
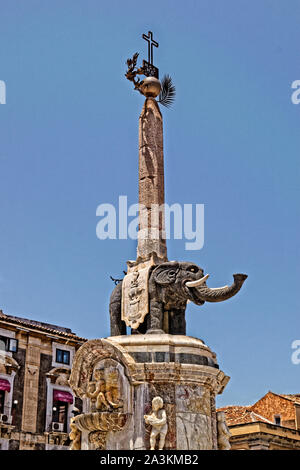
{"left": 109, "top": 261, "right": 247, "bottom": 336}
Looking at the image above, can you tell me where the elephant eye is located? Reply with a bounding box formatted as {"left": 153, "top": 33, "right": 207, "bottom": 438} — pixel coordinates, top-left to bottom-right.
{"left": 169, "top": 270, "right": 176, "bottom": 276}
{"left": 189, "top": 266, "right": 199, "bottom": 273}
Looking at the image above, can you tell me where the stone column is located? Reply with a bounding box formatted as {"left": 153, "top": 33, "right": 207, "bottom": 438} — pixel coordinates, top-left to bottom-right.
{"left": 138, "top": 97, "right": 167, "bottom": 261}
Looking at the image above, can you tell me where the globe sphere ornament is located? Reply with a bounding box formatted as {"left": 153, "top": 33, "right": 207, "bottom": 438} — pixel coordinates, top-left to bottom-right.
{"left": 125, "top": 49, "right": 176, "bottom": 107}
{"left": 140, "top": 77, "right": 161, "bottom": 98}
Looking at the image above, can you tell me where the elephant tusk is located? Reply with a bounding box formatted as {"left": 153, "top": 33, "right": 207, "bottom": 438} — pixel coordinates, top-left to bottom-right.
{"left": 186, "top": 274, "right": 210, "bottom": 288}
{"left": 207, "top": 285, "right": 229, "bottom": 291}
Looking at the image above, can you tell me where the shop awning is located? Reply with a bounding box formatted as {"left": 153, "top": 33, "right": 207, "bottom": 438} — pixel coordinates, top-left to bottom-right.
{"left": 0, "top": 378, "right": 11, "bottom": 392}
{"left": 53, "top": 389, "right": 73, "bottom": 404}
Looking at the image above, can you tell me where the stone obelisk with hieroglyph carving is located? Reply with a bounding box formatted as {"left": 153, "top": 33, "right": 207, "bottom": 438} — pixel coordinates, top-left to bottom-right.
{"left": 137, "top": 97, "right": 167, "bottom": 262}
{"left": 121, "top": 58, "right": 171, "bottom": 332}
{"left": 120, "top": 95, "right": 168, "bottom": 333}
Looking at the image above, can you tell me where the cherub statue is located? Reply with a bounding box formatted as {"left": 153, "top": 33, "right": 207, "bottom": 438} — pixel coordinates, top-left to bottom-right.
{"left": 69, "top": 417, "right": 81, "bottom": 450}
{"left": 144, "top": 396, "right": 168, "bottom": 450}
{"left": 217, "top": 411, "right": 232, "bottom": 450}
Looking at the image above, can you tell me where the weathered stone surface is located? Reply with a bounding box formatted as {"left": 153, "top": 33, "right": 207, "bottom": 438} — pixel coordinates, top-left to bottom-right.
{"left": 130, "top": 383, "right": 148, "bottom": 450}
{"left": 175, "top": 385, "right": 211, "bottom": 416}
{"left": 176, "top": 413, "right": 212, "bottom": 450}
{"left": 210, "top": 394, "right": 218, "bottom": 449}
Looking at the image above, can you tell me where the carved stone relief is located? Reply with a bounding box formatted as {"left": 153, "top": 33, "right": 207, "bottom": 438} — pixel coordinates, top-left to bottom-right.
{"left": 69, "top": 350, "right": 132, "bottom": 450}
{"left": 122, "top": 266, "right": 151, "bottom": 329}
{"left": 175, "top": 385, "right": 211, "bottom": 416}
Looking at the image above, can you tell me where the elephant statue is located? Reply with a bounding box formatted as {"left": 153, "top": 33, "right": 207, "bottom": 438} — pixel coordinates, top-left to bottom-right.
{"left": 109, "top": 261, "right": 247, "bottom": 336}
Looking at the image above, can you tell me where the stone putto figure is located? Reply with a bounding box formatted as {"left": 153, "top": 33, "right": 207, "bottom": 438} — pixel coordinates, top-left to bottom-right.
{"left": 217, "top": 411, "right": 232, "bottom": 450}
{"left": 85, "top": 369, "right": 111, "bottom": 411}
{"left": 144, "top": 396, "right": 168, "bottom": 450}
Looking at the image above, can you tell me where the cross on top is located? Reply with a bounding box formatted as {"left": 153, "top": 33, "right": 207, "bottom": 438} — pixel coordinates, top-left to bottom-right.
{"left": 142, "top": 31, "right": 159, "bottom": 66}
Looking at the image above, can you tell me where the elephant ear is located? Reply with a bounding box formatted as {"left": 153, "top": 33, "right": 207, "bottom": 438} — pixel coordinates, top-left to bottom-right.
{"left": 152, "top": 262, "right": 179, "bottom": 286}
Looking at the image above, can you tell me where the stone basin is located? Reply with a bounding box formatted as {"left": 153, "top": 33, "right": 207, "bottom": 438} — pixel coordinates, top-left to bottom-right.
{"left": 74, "top": 411, "right": 128, "bottom": 433}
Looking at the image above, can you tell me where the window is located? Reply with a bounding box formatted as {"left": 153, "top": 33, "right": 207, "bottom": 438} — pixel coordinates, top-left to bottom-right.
{"left": 52, "top": 342, "right": 74, "bottom": 369}
{"left": 0, "top": 336, "right": 18, "bottom": 353}
{"left": 0, "top": 390, "right": 5, "bottom": 414}
{"left": 56, "top": 349, "right": 70, "bottom": 365}
{"left": 52, "top": 401, "right": 68, "bottom": 433}
{"left": 274, "top": 415, "right": 281, "bottom": 426}
{"left": 9, "top": 339, "right": 18, "bottom": 352}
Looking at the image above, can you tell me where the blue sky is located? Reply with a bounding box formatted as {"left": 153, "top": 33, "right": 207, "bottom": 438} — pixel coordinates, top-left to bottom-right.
{"left": 0, "top": 0, "right": 299, "bottom": 407}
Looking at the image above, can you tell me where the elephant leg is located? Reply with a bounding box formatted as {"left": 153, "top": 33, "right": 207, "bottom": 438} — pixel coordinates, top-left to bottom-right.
{"left": 110, "top": 302, "right": 126, "bottom": 336}
{"left": 109, "top": 282, "right": 126, "bottom": 336}
{"left": 169, "top": 309, "right": 186, "bottom": 335}
{"left": 146, "top": 300, "right": 165, "bottom": 334}
{"left": 135, "top": 320, "right": 147, "bottom": 335}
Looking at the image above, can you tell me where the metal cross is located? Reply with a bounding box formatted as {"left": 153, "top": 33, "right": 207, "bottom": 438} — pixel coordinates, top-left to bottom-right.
{"left": 142, "top": 31, "right": 159, "bottom": 65}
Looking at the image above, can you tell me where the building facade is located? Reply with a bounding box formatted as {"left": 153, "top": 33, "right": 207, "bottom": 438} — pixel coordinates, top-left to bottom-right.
{"left": 0, "top": 310, "right": 86, "bottom": 450}
{"left": 218, "top": 391, "right": 300, "bottom": 450}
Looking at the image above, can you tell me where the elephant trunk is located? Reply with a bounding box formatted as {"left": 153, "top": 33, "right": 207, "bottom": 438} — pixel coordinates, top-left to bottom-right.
{"left": 194, "top": 273, "right": 248, "bottom": 303}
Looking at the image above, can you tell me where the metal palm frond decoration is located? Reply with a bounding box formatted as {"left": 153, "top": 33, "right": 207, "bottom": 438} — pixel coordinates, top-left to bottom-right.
{"left": 125, "top": 33, "right": 175, "bottom": 108}
{"left": 158, "top": 75, "right": 176, "bottom": 108}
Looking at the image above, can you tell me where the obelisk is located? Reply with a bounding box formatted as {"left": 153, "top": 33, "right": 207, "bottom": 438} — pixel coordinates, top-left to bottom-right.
{"left": 121, "top": 79, "right": 168, "bottom": 332}
{"left": 137, "top": 97, "right": 167, "bottom": 261}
